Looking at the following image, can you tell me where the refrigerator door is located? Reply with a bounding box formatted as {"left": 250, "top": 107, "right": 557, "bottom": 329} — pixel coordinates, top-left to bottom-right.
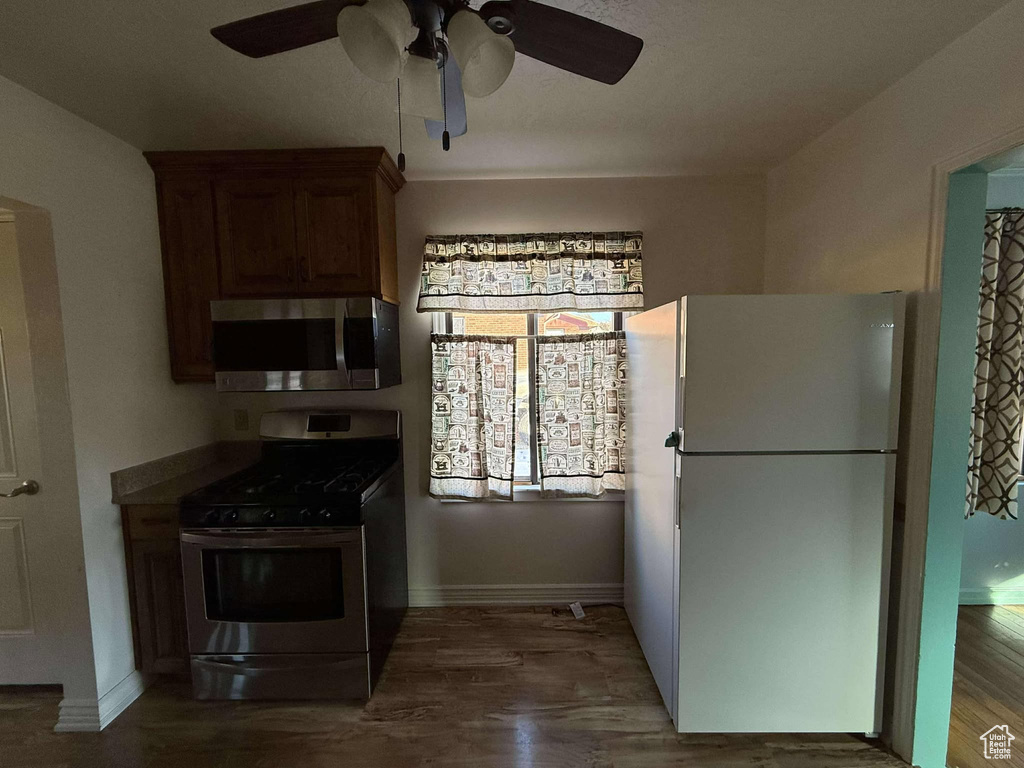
{"left": 675, "top": 453, "right": 894, "bottom": 733}
{"left": 624, "top": 301, "right": 681, "bottom": 722}
{"left": 679, "top": 294, "right": 904, "bottom": 452}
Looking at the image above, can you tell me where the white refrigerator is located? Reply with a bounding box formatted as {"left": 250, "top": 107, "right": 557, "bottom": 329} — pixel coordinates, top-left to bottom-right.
{"left": 624, "top": 294, "right": 904, "bottom": 734}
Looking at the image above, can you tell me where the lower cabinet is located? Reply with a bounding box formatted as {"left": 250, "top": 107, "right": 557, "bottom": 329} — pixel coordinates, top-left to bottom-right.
{"left": 122, "top": 505, "right": 189, "bottom": 675}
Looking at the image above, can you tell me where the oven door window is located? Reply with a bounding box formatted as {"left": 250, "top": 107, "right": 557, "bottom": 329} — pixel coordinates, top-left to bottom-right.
{"left": 213, "top": 319, "right": 337, "bottom": 372}
{"left": 201, "top": 548, "right": 345, "bottom": 622}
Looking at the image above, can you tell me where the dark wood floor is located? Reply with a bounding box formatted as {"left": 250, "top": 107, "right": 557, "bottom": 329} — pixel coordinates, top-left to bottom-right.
{"left": 948, "top": 604, "right": 1024, "bottom": 768}
{"left": 1, "top": 607, "right": 905, "bottom": 768}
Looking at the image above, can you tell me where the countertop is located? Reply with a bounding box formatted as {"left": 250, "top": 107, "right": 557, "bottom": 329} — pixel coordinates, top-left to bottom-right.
{"left": 111, "top": 441, "right": 259, "bottom": 506}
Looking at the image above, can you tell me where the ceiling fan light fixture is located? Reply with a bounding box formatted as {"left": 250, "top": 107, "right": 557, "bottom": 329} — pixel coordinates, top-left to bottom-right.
{"left": 337, "top": 0, "right": 416, "bottom": 83}
{"left": 446, "top": 10, "right": 515, "bottom": 98}
{"left": 400, "top": 53, "right": 444, "bottom": 121}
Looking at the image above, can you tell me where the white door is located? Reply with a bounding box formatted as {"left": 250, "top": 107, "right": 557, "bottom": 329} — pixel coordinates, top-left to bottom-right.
{"left": 679, "top": 294, "right": 905, "bottom": 452}
{"left": 624, "top": 300, "right": 680, "bottom": 721}
{"left": 675, "top": 453, "right": 893, "bottom": 733}
{"left": 0, "top": 216, "right": 60, "bottom": 683}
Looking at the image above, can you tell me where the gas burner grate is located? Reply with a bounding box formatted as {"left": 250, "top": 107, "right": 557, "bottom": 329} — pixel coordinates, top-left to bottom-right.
{"left": 207, "top": 456, "right": 393, "bottom": 501}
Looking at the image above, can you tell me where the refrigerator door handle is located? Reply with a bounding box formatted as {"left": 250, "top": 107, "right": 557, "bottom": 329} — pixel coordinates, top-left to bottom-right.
{"left": 674, "top": 452, "right": 682, "bottom": 529}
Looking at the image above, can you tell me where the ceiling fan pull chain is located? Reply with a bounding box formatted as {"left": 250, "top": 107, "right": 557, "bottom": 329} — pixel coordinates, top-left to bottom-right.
{"left": 396, "top": 78, "right": 406, "bottom": 172}
{"left": 441, "top": 50, "right": 450, "bottom": 152}
{"left": 438, "top": 3, "right": 451, "bottom": 152}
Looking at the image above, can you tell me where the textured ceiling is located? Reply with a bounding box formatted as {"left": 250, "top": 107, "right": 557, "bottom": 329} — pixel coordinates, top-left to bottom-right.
{"left": 0, "top": 0, "right": 1010, "bottom": 179}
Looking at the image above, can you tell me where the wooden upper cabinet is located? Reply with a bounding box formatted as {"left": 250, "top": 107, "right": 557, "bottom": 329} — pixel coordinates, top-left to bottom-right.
{"left": 216, "top": 178, "right": 298, "bottom": 297}
{"left": 145, "top": 148, "right": 404, "bottom": 382}
{"left": 155, "top": 178, "right": 220, "bottom": 381}
{"left": 295, "top": 177, "right": 375, "bottom": 295}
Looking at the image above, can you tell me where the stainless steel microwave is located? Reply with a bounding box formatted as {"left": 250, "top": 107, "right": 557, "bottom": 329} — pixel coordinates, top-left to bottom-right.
{"left": 210, "top": 298, "right": 400, "bottom": 392}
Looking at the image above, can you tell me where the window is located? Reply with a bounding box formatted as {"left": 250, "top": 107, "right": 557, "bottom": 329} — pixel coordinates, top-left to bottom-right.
{"left": 434, "top": 310, "right": 627, "bottom": 487}
{"left": 420, "top": 231, "right": 642, "bottom": 501}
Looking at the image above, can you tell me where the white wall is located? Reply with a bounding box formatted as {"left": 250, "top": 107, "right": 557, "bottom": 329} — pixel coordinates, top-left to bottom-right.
{"left": 219, "top": 175, "right": 766, "bottom": 596}
{"left": 0, "top": 75, "right": 218, "bottom": 700}
{"left": 764, "top": 1, "right": 1024, "bottom": 296}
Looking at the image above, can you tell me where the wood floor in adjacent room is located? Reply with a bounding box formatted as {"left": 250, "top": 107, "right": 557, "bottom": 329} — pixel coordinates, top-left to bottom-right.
{"left": 2, "top": 607, "right": 905, "bottom": 768}
{"left": 948, "top": 604, "right": 1024, "bottom": 768}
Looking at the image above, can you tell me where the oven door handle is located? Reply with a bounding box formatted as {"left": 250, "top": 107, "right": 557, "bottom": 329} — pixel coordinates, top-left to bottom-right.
{"left": 180, "top": 530, "right": 361, "bottom": 548}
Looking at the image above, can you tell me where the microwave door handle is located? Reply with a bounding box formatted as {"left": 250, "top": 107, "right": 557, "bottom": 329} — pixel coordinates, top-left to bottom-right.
{"left": 335, "top": 300, "right": 351, "bottom": 387}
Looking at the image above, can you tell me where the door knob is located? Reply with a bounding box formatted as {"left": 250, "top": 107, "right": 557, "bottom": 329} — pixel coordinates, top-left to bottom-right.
{"left": 1, "top": 480, "right": 40, "bottom": 498}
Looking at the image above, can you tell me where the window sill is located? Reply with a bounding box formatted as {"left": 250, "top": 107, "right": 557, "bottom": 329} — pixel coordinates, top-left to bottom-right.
{"left": 438, "top": 487, "right": 625, "bottom": 504}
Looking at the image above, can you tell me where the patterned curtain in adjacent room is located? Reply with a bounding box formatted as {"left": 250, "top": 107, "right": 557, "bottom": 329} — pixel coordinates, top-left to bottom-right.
{"left": 535, "top": 332, "right": 627, "bottom": 498}
{"left": 966, "top": 209, "right": 1024, "bottom": 520}
{"left": 418, "top": 232, "right": 643, "bottom": 313}
{"left": 429, "top": 335, "right": 518, "bottom": 501}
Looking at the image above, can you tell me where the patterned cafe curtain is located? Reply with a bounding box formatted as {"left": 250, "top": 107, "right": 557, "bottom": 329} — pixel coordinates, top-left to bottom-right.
{"left": 966, "top": 209, "right": 1024, "bottom": 520}
{"left": 418, "top": 232, "right": 644, "bottom": 313}
{"left": 429, "top": 335, "right": 518, "bottom": 501}
{"left": 535, "top": 332, "right": 627, "bottom": 498}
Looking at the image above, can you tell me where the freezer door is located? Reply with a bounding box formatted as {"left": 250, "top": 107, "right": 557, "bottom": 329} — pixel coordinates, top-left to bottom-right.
{"left": 679, "top": 294, "right": 904, "bottom": 452}
{"left": 624, "top": 301, "right": 681, "bottom": 722}
{"left": 675, "top": 453, "right": 894, "bottom": 733}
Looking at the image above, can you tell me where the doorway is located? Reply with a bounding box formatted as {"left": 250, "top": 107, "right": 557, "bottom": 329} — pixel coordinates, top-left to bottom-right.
{"left": 0, "top": 208, "right": 62, "bottom": 682}
{"left": 947, "top": 156, "right": 1024, "bottom": 768}
{"left": 0, "top": 200, "right": 95, "bottom": 716}
{"left": 910, "top": 145, "right": 1024, "bottom": 768}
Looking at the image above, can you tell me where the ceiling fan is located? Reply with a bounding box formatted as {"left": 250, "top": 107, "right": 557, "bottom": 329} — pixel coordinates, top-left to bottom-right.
{"left": 211, "top": 0, "right": 644, "bottom": 168}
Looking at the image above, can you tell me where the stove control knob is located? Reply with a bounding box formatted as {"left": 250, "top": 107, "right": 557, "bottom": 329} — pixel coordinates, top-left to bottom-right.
{"left": 300, "top": 508, "right": 314, "bottom": 522}
{"left": 203, "top": 509, "right": 219, "bottom": 524}
{"left": 226, "top": 509, "right": 239, "bottom": 523}
{"left": 263, "top": 509, "right": 277, "bottom": 522}
{"left": 318, "top": 508, "right": 332, "bottom": 522}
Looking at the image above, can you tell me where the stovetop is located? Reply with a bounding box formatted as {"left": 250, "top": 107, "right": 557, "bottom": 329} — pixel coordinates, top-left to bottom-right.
{"left": 181, "top": 441, "right": 399, "bottom": 528}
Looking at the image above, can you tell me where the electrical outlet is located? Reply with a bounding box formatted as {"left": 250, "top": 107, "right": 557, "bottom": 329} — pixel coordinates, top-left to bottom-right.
{"left": 233, "top": 409, "right": 249, "bottom": 432}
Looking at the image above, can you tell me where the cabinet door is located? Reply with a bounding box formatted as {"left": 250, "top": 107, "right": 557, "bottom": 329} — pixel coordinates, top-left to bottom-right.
{"left": 215, "top": 178, "right": 298, "bottom": 297}
{"left": 156, "top": 178, "right": 219, "bottom": 381}
{"left": 295, "top": 177, "right": 377, "bottom": 295}
{"left": 131, "top": 538, "right": 189, "bottom": 675}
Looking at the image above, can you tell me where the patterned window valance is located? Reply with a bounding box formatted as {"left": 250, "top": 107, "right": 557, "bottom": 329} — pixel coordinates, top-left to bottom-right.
{"left": 418, "top": 232, "right": 643, "bottom": 313}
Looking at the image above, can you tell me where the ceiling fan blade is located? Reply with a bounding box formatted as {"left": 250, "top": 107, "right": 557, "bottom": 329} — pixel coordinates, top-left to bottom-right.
{"left": 479, "top": 0, "right": 642, "bottom": 85}
{"left": 211, "top": 0, "right": 360, "bottom": 58}
{"left": 426, "top": 58, "right": 468, "bottom": 140}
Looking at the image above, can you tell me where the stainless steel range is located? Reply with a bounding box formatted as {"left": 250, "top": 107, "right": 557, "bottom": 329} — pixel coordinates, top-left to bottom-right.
{"left": 179, "top": 409, "right": 407, "bottom": 701}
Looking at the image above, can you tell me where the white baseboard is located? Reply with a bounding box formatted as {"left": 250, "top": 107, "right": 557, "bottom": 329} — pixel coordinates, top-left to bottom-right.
{"left": 408, "top": 582, "right": 624, "bottom": 608}
{"left": 54, "top": 670, "right": 149, "bottom": 732}
{"left": 959, "top": 587, "right": 1024, "bottom": 605}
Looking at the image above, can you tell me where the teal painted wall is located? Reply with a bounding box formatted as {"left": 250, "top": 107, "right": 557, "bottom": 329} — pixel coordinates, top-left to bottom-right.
{"left": 912, "top": 170, "right": 988, "bottom": 768}
{"left": 986, "top": 172, "right": 1024, "bottom": 209}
